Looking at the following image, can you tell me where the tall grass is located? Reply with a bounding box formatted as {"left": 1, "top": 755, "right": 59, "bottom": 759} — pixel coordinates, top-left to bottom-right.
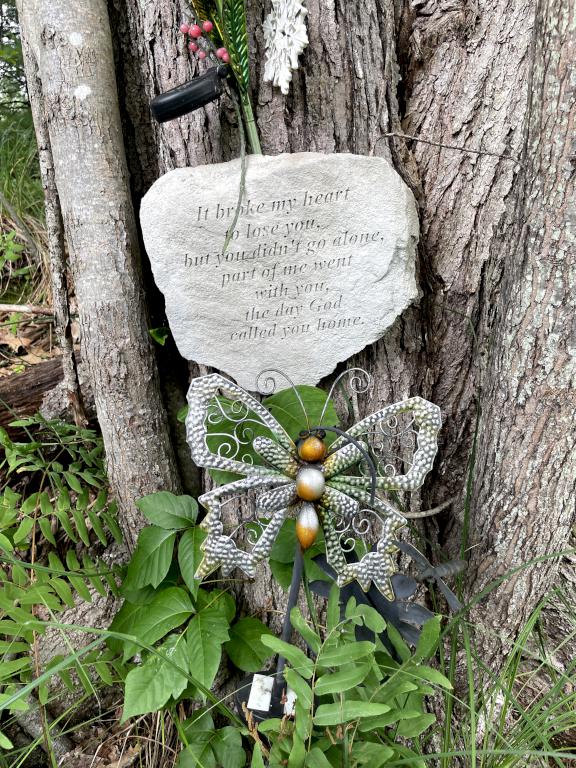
{"left": 0, "top": 110, "right": 43, "bottom": 221}
{"left": 0, "top": 109, "right": 47, "bottom": 303}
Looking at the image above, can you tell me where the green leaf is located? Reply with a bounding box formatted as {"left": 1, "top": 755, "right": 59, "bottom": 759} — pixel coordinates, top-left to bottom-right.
{"left": 0, "top": 532, "right": 14, "bottom": 553}
{"left": 64, "top": 471, "right": 82, "bottom": 493}
{"left": 109, "top": 587, "right": 194, "bottom": 661}
{"left": 13, "top": 516, "right": 34, "bottom": 544}
{"left": 178, "top": 527, "right": 206, "bottom": 598}
{"left": 186, "top": 615, "right": 225, "bottom": 689}
{"left": 284, "top": 668, "right": 312, "bottom": 709}
{"left": 288, "top": 730, "right": 306, "bottom": 768}
{"left": 345, "top": 599, "right": 386, "bottom": 634}
{"left": 314, "top": 662, "right": 371, "bottom": 696}
{"left": 122, "top": 632, "right": 189, "bottom": 721}
{"left": 263, "top": 385, "right": 339, "bottom": 443}
{"left": 178, "top": 736, "right": 216, "bottom": 768}
{"left": 313, "top": 701, "right": 391, "bottom": 726}
{"left": 318, "top": 641, "right": 375, "bottom": 667}
{"left": 213, "top": 727, "right": 245, "bottom": 768}
{"left": 413, "top": 615, "right": 441, "bottom": 662}
{"left": 289, "top": 607, "right": 320, "bottom": 654}
{"left": 357, "top": 709, "right": 423, "bottom": 731}
{"left": 149, "top": 326, "right": 170, "bottom": 345}
{"left": 123, "top": 527, "right": 176, "bottom": 589}
{"left": 305, "top": 748, "right": 334, "bottom": 768}
{"left": 350, "top": 742, "right": 394, "bottom": 767}
{"left": 408, "top": 663, "right": 452, "bottom": 690}
{"left": 251, "top": 744, "right": 266, "bottom": 768}
{"left": 395, "top": 712, "right": 436, "bottom": 737}
{"left": 196, "top": 588, "right": 236, "bottom": 624}
{"left": 326, "top": 584, "right": 340, "bottom": 632}
{"left": 385, "top": 623, "right": 411, "bottom": 663}
{"left": 224, "top": 617, "right": 273, "bottom": 672}
{"left": 0, "top": 729, "right": 13, "bottom": 749}
{"left": 260, "top": 636, "right": 314, "bottom": 679}
{"left": 136, "top": 492, "right": 198, "bottom": 530}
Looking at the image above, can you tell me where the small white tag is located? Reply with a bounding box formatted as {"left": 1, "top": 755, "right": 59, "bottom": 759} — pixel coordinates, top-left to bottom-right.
{"left": 247, "top": 674, "right": 273, "bottom": 711}
{"left": 284, "top": 687, "right": 297, "bottom": 716}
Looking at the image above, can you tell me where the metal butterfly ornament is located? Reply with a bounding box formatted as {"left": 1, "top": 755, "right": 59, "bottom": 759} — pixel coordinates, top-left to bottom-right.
{"left": 185, "top": 369, "right": 442, "bottom": 601}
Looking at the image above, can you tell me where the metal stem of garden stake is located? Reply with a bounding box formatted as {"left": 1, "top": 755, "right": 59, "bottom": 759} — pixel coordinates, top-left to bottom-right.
{"left": 275, "top": 545, "right": 304, "bottom": 685}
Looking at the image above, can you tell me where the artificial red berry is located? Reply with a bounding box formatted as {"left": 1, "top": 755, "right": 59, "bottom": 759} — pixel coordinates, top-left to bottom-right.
{"left": 180, "top": 23, "right": 190, "bottom": 34}
{"left": 222, "top": 52, "right": 230, "bottom": 63}
{"left": 198, "top": 50, "right": 207, "bottom": 60}
{"left": 202, "top": 20, "right": 213, "bottom": 32}
{"left": 189, "top": 24, "right": 202, "bottom": 38}
{"left": 216, "top": 47, "right": 227, "bottom": 59}
{"left": 189, "top": 42, "right": 198, "bottom": 52}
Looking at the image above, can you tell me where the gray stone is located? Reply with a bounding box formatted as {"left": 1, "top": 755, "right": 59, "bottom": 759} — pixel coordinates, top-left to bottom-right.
{"left": 140, "top": 152, "right": 419, "bottom": 390}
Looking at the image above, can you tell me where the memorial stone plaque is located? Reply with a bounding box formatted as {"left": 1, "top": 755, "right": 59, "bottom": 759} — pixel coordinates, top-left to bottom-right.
{"left": 140, "top": 152, "right": 419, "bottom": 389}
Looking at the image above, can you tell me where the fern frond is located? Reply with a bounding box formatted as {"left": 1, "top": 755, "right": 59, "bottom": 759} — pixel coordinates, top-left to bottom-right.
{"left": 222, "top": 0, "right": 250, "bottom": 93}
{"left": 189, "top": 0, "right": 224, "bottom": 47}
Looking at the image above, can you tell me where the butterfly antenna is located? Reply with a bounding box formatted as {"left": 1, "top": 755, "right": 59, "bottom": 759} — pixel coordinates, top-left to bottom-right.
{"left": 318, "top": 367, "right": 371, "bottom": 423}
{"left": 311, "top": 425, "right": 377, "bottom": 507}
{"left": 256, "top": 368, "right": 310, "bottom": 430}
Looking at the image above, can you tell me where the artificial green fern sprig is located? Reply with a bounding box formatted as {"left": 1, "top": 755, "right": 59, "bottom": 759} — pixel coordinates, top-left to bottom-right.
{"left": 188, "top": 0, "right": 262, "bottom": 153}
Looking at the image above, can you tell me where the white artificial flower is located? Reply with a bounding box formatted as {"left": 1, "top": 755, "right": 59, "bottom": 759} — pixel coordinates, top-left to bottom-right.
{"left": 263, "top": 0, "right": 309, "bottom": 95}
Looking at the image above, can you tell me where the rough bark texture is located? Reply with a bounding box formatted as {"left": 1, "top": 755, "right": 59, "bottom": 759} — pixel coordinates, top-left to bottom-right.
{"left": 17, "top": 0, "right": 575, "bottom": 657}
{"left": 17, "top": 0, "right": 182, "bottom": 548}
{"left": 109, "top": 0, "right": 575, "bottom": 652}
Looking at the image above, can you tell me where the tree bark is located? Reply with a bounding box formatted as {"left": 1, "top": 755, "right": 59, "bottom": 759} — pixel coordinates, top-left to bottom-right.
{"left": 17, "top": 0, "right": 182, "bottom": 548}
{"left": 17, "top": 0, "right": 575, "bottom": 656}
{"left": 110, "top": 0, "right": 575, "bottom": 652}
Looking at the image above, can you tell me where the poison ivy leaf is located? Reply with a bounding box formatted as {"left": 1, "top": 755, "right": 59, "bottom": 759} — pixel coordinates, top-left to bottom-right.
{"left": 178, "top": 527, "right": 206, "bottom": 599}
{"left": 224, "top": 616, "right": 273, "bottom": 672}
{"left": 186, "top": 599, "right": 230, "bottom": 689}
{"left": 314, "top": 662, "right": 371, "bottom": 696}
{"left": 196, "top": 588, "right": 236, "bottom": 624}
{"left": 122, "top": 632, "right": 189, "bottom": 721}
{"left": 136, "top": 492, "right": 198, "bottom": 530}
{"left": 123, "top": 527, "right": 176, "bottom": 589}
{"left": 177, "top": 735, "right": 216, "bottom": 768}
{"left": 213, "top": 727, "right": 245, "bottom": 768}
{"left": 313, "top": 701, "right": 391, "bottom": 726}
{"left": 109, "top": 587, "right": 194, "bottom": 661}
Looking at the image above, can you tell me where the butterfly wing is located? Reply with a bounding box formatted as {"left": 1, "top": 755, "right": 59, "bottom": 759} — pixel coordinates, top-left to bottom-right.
{"left": 186, "top": 373, "right": 296, "bottom": 477}
{"left": 328, "top": 396, "right": 441, "bottom": 491}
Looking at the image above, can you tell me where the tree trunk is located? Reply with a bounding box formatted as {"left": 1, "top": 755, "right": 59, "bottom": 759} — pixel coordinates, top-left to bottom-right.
{"left": 17, "top": 0, "right": 182, "bottom": 548}
{"left": 17, "top": 0, "right": 575, "bottom": 655}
